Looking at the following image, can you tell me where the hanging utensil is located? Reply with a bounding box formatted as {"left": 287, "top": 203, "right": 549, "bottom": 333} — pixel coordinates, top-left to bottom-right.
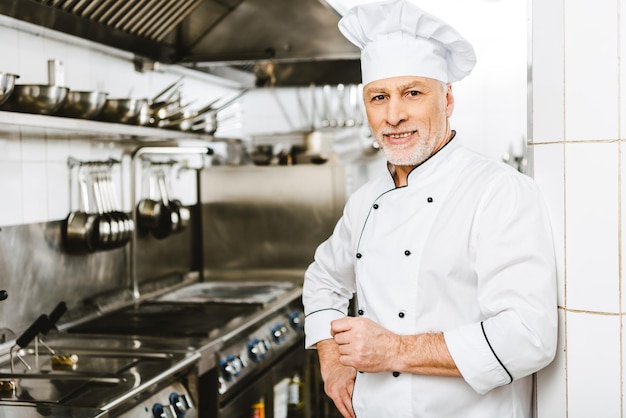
{"left": 150, "top": 76, "right": 183, "bottom": 103}
{"left": 90, "top": 170, "right": 114, "bottom": 250}
{"left": 62, "top": 168, "right": 98, "bottom": 253}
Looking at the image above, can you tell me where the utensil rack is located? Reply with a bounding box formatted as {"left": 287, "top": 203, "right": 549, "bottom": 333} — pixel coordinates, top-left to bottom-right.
{"left": 129, "top": 146, "right": 213, "bottom": 300}
{"left": 64, "top": 157, "right": 133, "bottom": 254}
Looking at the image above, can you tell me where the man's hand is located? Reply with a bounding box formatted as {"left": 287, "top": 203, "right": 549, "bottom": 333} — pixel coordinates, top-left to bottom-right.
{"left": 331, "top": 316, "right": 401, "bottom": 372}
{"left": 331, "top": 317, "right": 460, "bottom": 377}
{"left": 317, "top": 338, "right": 357, "bottom": 418}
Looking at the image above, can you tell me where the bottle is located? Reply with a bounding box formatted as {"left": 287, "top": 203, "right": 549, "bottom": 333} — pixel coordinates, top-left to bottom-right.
{"left": 287, "top": 373, "right": 305, "bottom": 418}
{"left": 251, "top": 397, "right": 265, "bottom": 418}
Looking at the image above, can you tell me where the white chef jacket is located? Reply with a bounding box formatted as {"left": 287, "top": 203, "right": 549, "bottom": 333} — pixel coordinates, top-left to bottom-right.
{"left": 303, "top": 138, "right": 557, "bottom": 418}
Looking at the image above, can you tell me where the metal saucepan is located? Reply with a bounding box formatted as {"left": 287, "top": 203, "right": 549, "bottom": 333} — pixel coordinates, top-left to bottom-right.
{"left": 136, "top": 170, "right": 175, "bottom": 239}
{"left": 1, "top": 84, "right": 69, "bottom": 115}
{"left": 170, "top": 199, "right": 190, "bottom": 232}
{"left": 98, "top": 97, "right": 150, "bottom": 125}
{"left": 137, "top": 171, "right": 163, "bottom": 234}
{"left": 98, "top": 171, "right": 132, "bottom": 249}
{"left": 154, "top": 170, "right": 179, "bottom": 238}
{"left": 56, "top": 90, "right": 108, "bottom": 119}
{"left": 0, "top": 72, "right": 19, "bottom": 108}
{"left": 62, "top": 173, "right": 98, "bottom": 253}
{"left": 91, "top": 172, "right": 116, "bottom": 250}
{"left": 103, "top": 172, "right": 134, "bottom": 245}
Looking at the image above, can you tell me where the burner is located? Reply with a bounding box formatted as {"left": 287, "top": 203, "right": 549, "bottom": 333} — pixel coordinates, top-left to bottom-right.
{"left": 156, "top": 281, "right": 296, "bottom": 305}
{"left": 68, "top": 302, "right": 260, "bottom": 339}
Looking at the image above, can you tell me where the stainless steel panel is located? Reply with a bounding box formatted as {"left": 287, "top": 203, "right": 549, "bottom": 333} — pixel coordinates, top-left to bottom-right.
{"left": 199, "top": 164, "right": 345, "bottom": 280}
{"left": 0, "top": 221, "right": 126, "bottom": 344}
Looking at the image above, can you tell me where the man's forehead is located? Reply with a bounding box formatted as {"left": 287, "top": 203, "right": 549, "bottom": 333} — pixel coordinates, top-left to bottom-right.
{"left": 364, "top": 76, "right": 439, "bottom": 93}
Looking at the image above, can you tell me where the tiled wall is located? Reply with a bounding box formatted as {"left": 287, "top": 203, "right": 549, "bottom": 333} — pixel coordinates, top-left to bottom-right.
{"left": 531, "top": 0, "right": 624, "bottom": 416}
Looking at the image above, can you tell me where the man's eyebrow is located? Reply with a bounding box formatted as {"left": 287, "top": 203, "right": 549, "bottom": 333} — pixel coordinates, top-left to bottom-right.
{"left": 364, "top": 86, "right": 389, "bottom": 95}
{"left": 397, "top": 80, "right": 428, "bottom": 90}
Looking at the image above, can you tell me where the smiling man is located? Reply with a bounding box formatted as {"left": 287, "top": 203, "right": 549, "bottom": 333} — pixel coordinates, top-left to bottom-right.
{"left": 302, "top": 1, "right": 558, "bottom": 417}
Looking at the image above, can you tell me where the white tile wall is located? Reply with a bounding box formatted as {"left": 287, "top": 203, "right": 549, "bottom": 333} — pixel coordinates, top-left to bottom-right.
{"left": 563, "top": 0, "right": 619, "bottom": 141}
{"left": 0, "top": 161, "right": 23, "bottom": 226}
{"left": 566, "top": 312, "right": 621, "bottom": 417}
{"left": 531, "top": 143, "right": 565, "bottom": 307}
{"left": 530, "top": 0, "right": 564, "bottom": 143}
{"left": 532, "top": 0, "right": 625, "bottom": 416}
{"left": 621, "top": 0, "right": 626, "bottom": 139}
{"left": 564, "top": 141, "right": 619, "bottom": 313}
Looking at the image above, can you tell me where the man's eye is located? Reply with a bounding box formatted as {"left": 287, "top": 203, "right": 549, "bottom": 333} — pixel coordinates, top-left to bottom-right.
{"left": 408, "top": 90, "right": 421, "bottom": 97}
{"left": 372, "top": 94, "right": 385, "bottom": 101}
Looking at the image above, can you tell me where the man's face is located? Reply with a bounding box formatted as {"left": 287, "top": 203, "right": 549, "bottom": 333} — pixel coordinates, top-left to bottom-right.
{"left": 363, "top": 76, "right": 454, "bottom": 167}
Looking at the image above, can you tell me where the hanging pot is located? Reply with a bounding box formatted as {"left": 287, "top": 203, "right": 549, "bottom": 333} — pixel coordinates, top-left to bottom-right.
{"left": 62, "top": 174, "right": 98, "bottom": 253}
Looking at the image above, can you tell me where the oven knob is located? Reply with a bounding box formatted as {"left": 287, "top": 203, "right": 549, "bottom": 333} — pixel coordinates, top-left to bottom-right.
{"left": 152, "top": 402, "right": 176, "bottom": 418}
{"left": 271, "top": 324, "right": 288, "bottom": 343}
{"left": 169, "top": 392, "right": 194, "bottom": 417}
{"left": 289, "top": 310, "right": 304, "bottom": 331}
{"left": 220, "top": 355, "right": 240, "bottom": 381}
{"left": 247, "top": 338, "right": 267, "bottom": 362}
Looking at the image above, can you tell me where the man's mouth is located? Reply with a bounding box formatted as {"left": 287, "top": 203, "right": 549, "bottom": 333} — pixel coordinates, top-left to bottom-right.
{"left": 383, "top": 130, "right": 417, "bottom": 144}
{"left": 387, "top": 131, "right": 414, "bottom": 139}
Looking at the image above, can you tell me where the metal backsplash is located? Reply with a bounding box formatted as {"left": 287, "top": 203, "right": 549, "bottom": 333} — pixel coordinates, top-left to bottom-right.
{"left": 0, "top": 211, "right": 198, "bottom": 342}
{"left": 0, "top": 220, "right": 127, "bottom": 341}
{"left": 199, "top": 164, "right": 346, "bottom": 283}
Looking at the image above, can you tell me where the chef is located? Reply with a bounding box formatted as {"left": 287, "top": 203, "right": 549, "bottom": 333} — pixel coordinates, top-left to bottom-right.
{"left": 302, "top": 1, "right": 558, "bottom": 417}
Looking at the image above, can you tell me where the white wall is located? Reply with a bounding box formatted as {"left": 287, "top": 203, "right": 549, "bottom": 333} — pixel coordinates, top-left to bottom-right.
{"left": 531, "top": 0, "right": 623, "bottom": 416}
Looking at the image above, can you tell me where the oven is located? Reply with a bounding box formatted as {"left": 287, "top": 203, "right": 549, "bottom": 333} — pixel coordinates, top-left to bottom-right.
{"left": 63, "top": 280, "right": 308, "bottom": 418}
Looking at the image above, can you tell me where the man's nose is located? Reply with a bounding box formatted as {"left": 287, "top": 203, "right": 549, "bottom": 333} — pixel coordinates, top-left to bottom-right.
{"left": 386, "top": 98, "right": 409, "bottom": 126}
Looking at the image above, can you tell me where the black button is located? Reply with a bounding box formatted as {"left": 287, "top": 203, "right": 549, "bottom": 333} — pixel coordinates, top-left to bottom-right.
{"left": 392, "top": 372, "right": 400, "bottom": 377}
{"left": 427, "top": 197, "right": 433, "bottom": 203}
{"left": 357, "top": 309, "right": 364, "bottom": 316}
{"left": 373, "top": 203, "right": 379, "bottom": 209}
{"left": 356, "top": 253, "right": 362, "bottom": 259}
{"left": 398, "top": 312, "right": 405, "bottom": 318}
{"left": 404, "top": 250, "right": 411, "bottom": 256}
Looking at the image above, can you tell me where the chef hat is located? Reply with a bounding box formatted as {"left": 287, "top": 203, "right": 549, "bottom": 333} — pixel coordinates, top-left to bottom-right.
{"left": 338, "top": 0, "right": 477, "bottom": 85}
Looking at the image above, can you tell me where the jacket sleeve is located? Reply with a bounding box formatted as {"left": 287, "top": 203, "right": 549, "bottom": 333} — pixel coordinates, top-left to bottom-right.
{"left": 303, "top": 196, "right": 358, "bottom": 349}
{"left": 443, "top": 173, "right": 558, "bottom": 395}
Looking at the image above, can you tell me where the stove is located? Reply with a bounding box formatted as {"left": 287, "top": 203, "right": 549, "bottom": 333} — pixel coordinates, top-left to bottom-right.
{"left": 0, "top": 337, "right": 200, "bottom": 418}
{"left": 0, "top": 280, "right": 305, "bottom": 418}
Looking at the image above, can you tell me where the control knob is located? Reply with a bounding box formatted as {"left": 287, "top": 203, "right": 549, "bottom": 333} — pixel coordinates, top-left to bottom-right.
{"left": 289, "top": 310, "right": 304, "bottom": 331}
{"left": 247, "top": 338, "right": 269, "bottom": 362}
{"left": 271, "top": 323, "right": 289, "bottom": 344}
{"left": 152, "top": 402, "right": 176, "bottom": 418}
{"left": 220, "top": 354, "right": 242, "bottom": 381}
{"left": 169, "top": 392, "right": 194, "bottom": 417}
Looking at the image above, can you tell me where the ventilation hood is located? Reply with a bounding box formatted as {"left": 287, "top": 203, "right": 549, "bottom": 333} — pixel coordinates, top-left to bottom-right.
{"left": 0, "top": 0, "right": 361, "bottom": 87}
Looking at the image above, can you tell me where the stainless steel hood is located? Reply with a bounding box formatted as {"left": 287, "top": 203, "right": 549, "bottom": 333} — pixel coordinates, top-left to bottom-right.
{"left": 0, "top": 0, "right": 361, "bottom": 86}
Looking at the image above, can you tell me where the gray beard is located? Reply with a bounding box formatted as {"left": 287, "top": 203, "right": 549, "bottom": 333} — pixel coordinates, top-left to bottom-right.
{"left": 380, "top": 138, "right": 435, "bottom": 166}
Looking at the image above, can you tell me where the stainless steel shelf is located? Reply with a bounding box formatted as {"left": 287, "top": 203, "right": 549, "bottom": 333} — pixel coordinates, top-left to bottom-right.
{"left": 0, "top": 111, "right": 212, "bottom": 142}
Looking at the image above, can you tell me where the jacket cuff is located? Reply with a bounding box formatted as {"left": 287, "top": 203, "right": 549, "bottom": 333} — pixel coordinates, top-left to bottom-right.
{"left": 304, "top": 309, "right": 346, "bottom": 349}
{"left": 444, "top": 322, "right": 512, "bottom": 395}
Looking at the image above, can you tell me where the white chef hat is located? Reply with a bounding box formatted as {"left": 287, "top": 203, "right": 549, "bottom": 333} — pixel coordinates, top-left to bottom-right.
{"left": 338, "top": 0, "right": 477, "bottom": 85}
